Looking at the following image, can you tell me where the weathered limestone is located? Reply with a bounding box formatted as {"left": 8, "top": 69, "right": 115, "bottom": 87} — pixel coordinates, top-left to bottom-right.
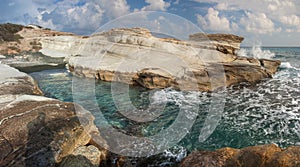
{"left": 66, "top": 28, "right": 280, "bottom": 91}
{"left": 189, "top": 33, "right": 244, "bottom": 54}
{"left": 0, "top": 23, "right": 281, "bottom": 91}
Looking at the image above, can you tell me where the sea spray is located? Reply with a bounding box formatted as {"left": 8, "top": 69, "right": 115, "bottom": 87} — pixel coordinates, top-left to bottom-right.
{"left": 237, "top": 45, "right": 275, "bottom": 59}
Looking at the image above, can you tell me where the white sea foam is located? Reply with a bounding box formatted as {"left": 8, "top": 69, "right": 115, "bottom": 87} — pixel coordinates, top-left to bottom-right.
{"left": 49, "top": 72, "right": 67, "bottom": 77}
{"left": 237, "top": 45, "right": 275, "bottom": 59}
{"left": 162, "top": 146, "right": 187, "bottom": 162}
{"left": 237, "top": 48, "right": 248, "bottom": 57}
{"left": 280, "top": 62, "right": 299, "bottom": 70}
{"left": 251, "top": 45, "right": 275, "bottom": 59}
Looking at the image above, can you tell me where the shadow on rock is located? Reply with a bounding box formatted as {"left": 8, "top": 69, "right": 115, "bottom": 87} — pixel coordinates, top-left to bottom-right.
{"left": 25, "top": 112, "right": 55, "bottom": 167}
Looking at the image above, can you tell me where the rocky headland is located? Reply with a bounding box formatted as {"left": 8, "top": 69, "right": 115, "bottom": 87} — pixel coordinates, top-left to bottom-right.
{"left": 1, "top": 23, "right": 295, "bottom": 167}
{"left": 0, "top": 23, "right": 281, "bottom": 91}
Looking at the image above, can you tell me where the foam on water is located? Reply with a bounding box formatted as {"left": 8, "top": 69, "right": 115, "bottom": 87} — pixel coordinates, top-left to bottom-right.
{"left": 280, "top": 62, "right": 299, "bottom": 70}
{"left": 30, "top": 47, "right": 300, "bottom": 166}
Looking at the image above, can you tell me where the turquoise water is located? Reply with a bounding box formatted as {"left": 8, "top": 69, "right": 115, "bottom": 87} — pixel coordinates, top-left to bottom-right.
{"left": 30, "top": 47, "right": 300, "bottom": 165}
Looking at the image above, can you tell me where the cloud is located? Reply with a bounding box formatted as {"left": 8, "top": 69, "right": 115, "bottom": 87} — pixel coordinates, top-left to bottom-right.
{"left": 280, "top": 15, "right": 300, "bottom": 26}
{"left": 196, "top": 8, "right": 231, "bottom": 32}
{"left": 40, "top": 1, "right": 104, "bottom": 34}
{"left": 240, "top": 12, "right": 280, "bottom": 34}
{"left": 100, "top": 0, "right": 130, "bottom": 19}
{"left": 215, "top": 2, "right": 237, "bottom": 11}
{"left": 35, "top": 0, "right": 131, "bottom": 34}
{"left": 279, "top": 14, "right": 300, "bottom": 32}
{"left": 141, "top": 0, "right": 171, "bottom": 11}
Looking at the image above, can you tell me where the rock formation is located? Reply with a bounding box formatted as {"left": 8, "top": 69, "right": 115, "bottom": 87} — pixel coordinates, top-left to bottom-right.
{"left": 180, "top": 144, "right": 300, "bottom": 167}
{"left": 0, "top": 23, "right": 286, "bottom": 166}
{"left": 0, "top": 23, "right": 281, "bottom": 91}
{"left": 189, "top": 33, "right": 244, "bottom": 54}
{"left": 0, "top": 64, "right": 107, "bottom": 166}
{"left": 65, "top": 28, "right": 280, "bottom": 91}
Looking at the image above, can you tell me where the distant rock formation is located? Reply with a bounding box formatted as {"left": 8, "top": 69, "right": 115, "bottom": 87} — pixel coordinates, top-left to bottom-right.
{"left": 65, "top": 28, "right": 280, "bottom": 91}
{"left": 180, "top": 144, "right": 300, "bottom": 167}
{"left": 0, "top": 23, "right": 281, "bottom": 91}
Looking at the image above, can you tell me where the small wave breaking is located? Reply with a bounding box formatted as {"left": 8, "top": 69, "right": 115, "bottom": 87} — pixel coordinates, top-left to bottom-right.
{"left": 237, "top": 45, "right": 275, "bottom": 59}
{"left": 280, "top": 62, "right": 299, "bottom": 70}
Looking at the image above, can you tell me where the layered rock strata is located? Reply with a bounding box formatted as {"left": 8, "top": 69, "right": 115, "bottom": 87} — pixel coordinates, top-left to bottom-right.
{"left": 65, "top": 28, "right": 280, "bottom": 91}
{"left": 0, "top": 23, "right": 281, "bottom": 91}
{"left": 0, "top": 64, "right": 106, "bottom": 166}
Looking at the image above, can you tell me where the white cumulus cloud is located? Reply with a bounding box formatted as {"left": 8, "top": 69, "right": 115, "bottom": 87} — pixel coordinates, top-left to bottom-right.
{"left": 240, "top": 12, "right": 280, "bottom": 34}
{"left": 279, "top": 14, "right": 300, "bottom": 32}
{"left": 40, "top": 1, "right": 104, "bottom": 34}
{"left": 100, "top": 0, "right": 130, "bottom": 19}
{"left": 141, "top": 0, "right": 170, "bottom": 11}
{"left": 280, "top": 15, "right": 300, "bottom": 26}
{"left": 196, "top": 8, "right": 231, "bottom": 32}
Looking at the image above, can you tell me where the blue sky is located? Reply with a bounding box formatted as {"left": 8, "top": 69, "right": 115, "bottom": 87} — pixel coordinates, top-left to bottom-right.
{"left": 0, "top": 0, "right": 300, "bottom": 46}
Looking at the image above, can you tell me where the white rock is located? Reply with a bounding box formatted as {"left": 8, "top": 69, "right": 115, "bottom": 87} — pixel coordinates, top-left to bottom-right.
{"left": 0, "top": 64, "right": 27, "bottom": 84}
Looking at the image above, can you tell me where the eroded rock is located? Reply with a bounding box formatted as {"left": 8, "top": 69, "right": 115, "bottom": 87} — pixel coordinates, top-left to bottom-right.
{"left": 189, "top": 33, "right": 244, "bottom": 55}
{"left": 65, "top": 28, "right": 280, "bottom": 91}
{"left": 0, "top": 64, "right": 106, "bottom": 166}
{"left": 0, "top": 24, "right": 281, "bottom": 91}
{"left": 0, "top": 64, "right": 42, "bottom": 95}
{"left": 180, "top": 144, "right": 300, "bottom": 167}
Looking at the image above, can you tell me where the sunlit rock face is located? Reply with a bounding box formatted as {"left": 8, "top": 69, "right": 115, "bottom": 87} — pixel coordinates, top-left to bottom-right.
{"left": 180, "top": 144, "right": 300, "bottom": 167}
{"left": 64, "top": 28, "right": 280, "bottom": 91}
{"left": 0, "top": 23, "right": 281, "bottom": 91}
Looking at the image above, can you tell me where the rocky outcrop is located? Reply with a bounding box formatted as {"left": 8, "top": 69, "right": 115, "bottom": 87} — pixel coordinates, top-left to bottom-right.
{"left": 189, "top": 33, "right": 244, "bottom": 55}
{"left": 0, "top": 52, "right": 65, "bottom": 73}
{"left": 0, "top": 23, "right": 281, "bottom": 91}
{"left": 0, "top": 23, "right": 73, "bottom": 71}
{"left": 66, "top": 28, "right": 280, "bottom": 91}
{"left": 180, "top": 144, "right": 300, "bottom": 167}
{"left": 0, "top": 64, "right": 42, "bottom": 95}
{"left": 0, "top": 64, "right": 107, "bottom": 166}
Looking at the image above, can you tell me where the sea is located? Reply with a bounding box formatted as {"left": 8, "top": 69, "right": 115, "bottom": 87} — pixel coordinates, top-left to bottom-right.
{"left": 30, "top": 47, "right": 300, "bottom": 166}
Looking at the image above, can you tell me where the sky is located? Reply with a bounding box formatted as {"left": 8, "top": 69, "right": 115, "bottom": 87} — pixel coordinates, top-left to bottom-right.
{"left": 0, "top": 0, "right": 300, "bottom": 46}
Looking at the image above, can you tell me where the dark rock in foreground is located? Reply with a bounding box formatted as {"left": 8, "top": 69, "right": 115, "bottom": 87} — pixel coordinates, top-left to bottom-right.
{"left": 0, "top": 64, "right": 106, "bottom": 166}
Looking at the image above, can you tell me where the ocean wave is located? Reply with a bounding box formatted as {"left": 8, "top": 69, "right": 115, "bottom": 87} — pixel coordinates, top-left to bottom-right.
{"left": 237, "top": 45, "right": 275, "bottom": 59}
{"left": 280, "top": 62, "right": 299, "bottom": 70}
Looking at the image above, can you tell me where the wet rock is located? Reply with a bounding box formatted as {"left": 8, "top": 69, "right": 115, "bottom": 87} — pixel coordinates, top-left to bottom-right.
{"left": 260, "top": 59, "right": 281, "bottom": 74}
